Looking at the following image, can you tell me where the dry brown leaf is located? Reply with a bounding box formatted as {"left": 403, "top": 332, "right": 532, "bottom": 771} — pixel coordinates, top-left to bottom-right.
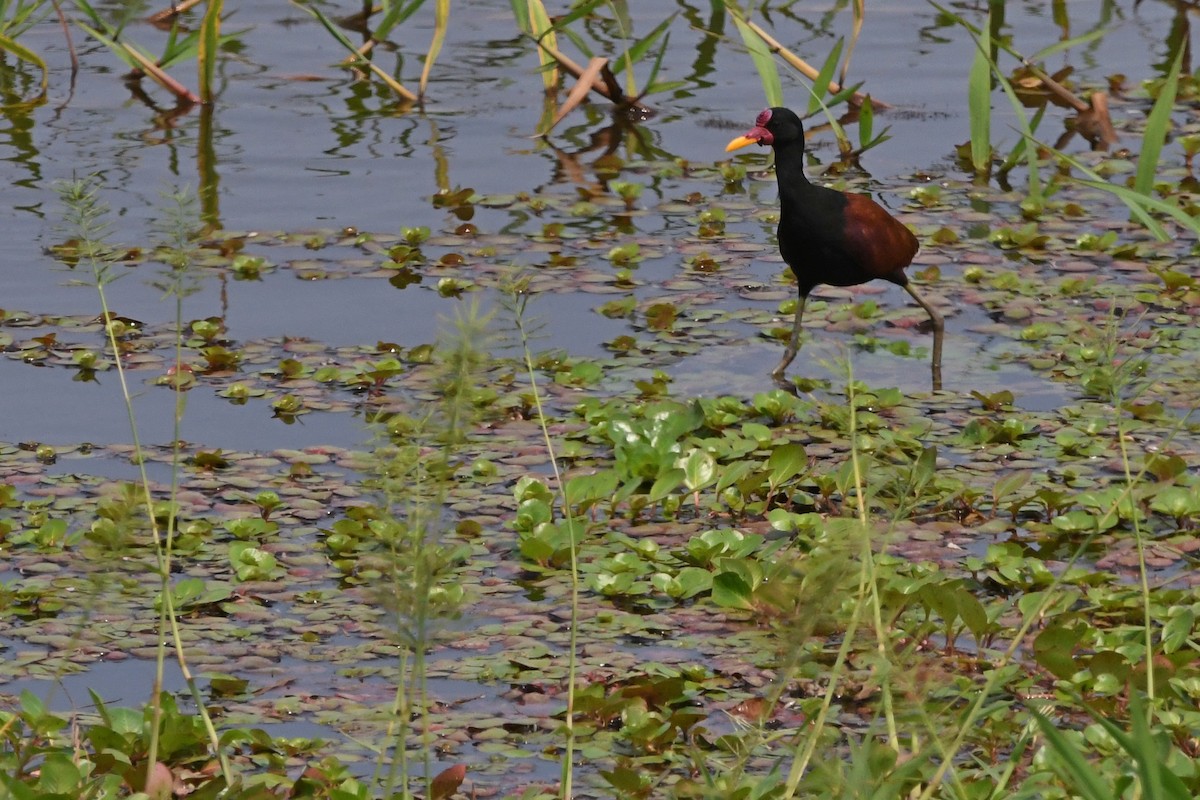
{"left": 430, "top": 763, "right": 467, "bottom": 800}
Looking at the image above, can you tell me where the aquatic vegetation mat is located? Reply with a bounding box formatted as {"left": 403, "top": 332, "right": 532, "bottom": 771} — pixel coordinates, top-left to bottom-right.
{"left": 3, "top": 152, "right": 1200, "bottom": 798}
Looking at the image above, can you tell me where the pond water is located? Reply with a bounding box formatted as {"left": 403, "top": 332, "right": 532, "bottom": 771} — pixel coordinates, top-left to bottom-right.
{"left": 2, "top": 0, "right": 1198, "bottom": 794}
{"left": 0, "top": 1, "right": 1186, "bottom": 453}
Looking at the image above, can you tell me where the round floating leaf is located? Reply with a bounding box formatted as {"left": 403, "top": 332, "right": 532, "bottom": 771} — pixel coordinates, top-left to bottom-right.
{"left": 711, "top": 571, "right": 753, "bottom": 610}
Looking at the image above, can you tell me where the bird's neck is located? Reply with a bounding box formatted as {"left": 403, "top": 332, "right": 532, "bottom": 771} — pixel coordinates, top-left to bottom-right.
{"left": 773, "top": 142, "right": 817, "bottom": 210}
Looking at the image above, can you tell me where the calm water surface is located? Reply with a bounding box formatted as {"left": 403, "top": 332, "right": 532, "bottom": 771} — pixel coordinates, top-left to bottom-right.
{"left": 0, "top": 0, "right": 1183, "bottom": 447}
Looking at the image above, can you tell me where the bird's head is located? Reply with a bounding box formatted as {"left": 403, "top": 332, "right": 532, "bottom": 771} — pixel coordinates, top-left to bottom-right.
{"left": 725, "top": 107, "right": 805, "bottom": 153}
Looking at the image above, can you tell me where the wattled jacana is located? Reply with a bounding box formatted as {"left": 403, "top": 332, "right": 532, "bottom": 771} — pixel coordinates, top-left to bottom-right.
{"left": 726, "top": 107, "right": 944, "bottom": 389}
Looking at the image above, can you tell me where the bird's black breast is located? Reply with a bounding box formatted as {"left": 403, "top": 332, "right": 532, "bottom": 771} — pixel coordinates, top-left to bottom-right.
{"left": 776, "top": 188, "right": 877, "bottom": 292}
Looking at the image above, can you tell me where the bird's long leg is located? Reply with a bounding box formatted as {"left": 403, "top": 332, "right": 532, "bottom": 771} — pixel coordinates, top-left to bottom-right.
{"left": 771, "top": 294, "right": 808, "bottom": 380}
{"left": 903, "top": 283, "right": 944, "bottom": 391}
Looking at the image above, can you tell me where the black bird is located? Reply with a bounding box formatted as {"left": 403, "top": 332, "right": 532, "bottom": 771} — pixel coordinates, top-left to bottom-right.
{"left": 726, "top": 107, "right": 944, "bottom": 388}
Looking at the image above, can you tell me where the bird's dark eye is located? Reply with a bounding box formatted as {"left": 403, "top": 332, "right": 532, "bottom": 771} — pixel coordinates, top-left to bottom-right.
{"left": 755, "top": 109, "right": 772, "bottom": 127}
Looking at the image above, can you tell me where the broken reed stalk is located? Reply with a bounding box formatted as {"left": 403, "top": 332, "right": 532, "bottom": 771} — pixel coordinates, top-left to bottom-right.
{"left": 146, "top": 0, "right": 204, "bottom": 26}
{"left": 1020, "top": 58, "right": 1118, "bottom": 149}
{"left": 743, "top": 18, "right": 887, "bottom": 110}
{"left": 124, "top": 44, "right": 200, "bottom": 105}
{"left": 533, "top": 39, "right": 652, "bottom": 118}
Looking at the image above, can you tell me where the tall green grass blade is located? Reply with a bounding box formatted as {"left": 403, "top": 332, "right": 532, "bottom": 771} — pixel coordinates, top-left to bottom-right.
{"left": 198, "top": 0, "right": 222, "bottom": 104}
{"left": 72, "top": 21, "right": 139, "bottom": 71}
{"left": 612, "top": 13, "right": 675, "bottom": 98}
{"left": 1053, "top": 145, "right": 1198, "bottom": 237}
{"left": 967, "top": 12, "right": 992, "bottom": 178}
{"left": 858, "top": 95, "right": 874, "bottom": 148}
{"left": 1077, "top": 179, "right": 1170, "bottom": 240}
{"left": 640, "top": 31, "right": 672, "bottom": 98}
{"left": 1000, "top": 104, "right": 1046, "bottom": 173}
{"left": 161, "top": 20, "right": 185, "bottom": 66}
{"left": 1124, "top": 695, "right": 1191, "bottom": 800}
{"left": 524, "top": 0, "right": 558, "bottom": 91}
{"left": 546, "top": 0, "right": 604, "bottom": 35}
{"left": 72, "top": 0, "right": 129, "bottom": 39}
{"left": 293, "top": 2, "right": 359, "bottom": 56}
{"left": 991, "top": 69, "right": 1041, "bottom": 203}
{"left": 418, "top": 0, "right": 449, "bottom": 99}
{"left": 509, "top": 0, "right": 528, "bottom": 30}
{"left": 1035, "top": 135, "right": 1200, "bottom": 240}
{"left": 375, "top": 0, "right": 425, "bottom": 42}
{"left": 854, "top": 96, "right": 891, "bottom": 152}
{"left": 801, "top": 79, "right": 849, "bottom": 156}
{"left": 1031, "top": 710, "right": 1112, "bottom": 800}
{"left": 1135, "top": 45, "right": 1182, "bottom": 195}
{"left": 0, "top": 32, "right": 48, "bottom": 97}
{"left": 0, "top": 0, "right": 49, "bottom": 36}
{"left": 291, "top": 0, "right": 417, "bottom": 101}
{"left": 730, "top": 11, "right": 781, "bottom": 107}
{"left": 807, "top": 37, "right": 844, "bottom": 116}
{"left": 932, "top": 0, "right": 1104, "bottom": 74}
{"left": 824, "top": 81, "right": 864, "bottom": 109}
{"left": 931, "top": 2, "right": 1041, "bottom": 199}
{"left": 1050, "top": 695, "right": 1192, "bottom": 800}
{"left": 615, "top": 13, "right": 674, "bottom": 70}
{"left": 1028, "top": 27, "right": 1109, "bottom": 62}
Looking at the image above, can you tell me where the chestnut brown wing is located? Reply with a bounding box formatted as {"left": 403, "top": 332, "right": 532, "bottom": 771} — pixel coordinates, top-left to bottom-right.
{"left": 839, "top": 193, "right": 919, "bottom": 282}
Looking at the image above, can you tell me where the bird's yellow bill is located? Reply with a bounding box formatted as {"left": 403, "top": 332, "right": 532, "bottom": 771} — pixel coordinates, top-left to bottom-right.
{"left": 725, "top": 135, "right": 757, "bottom": 153}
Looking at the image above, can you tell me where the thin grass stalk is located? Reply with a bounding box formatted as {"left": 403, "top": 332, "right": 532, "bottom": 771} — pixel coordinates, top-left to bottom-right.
{"left": 370, "top": 303, "right": 485, "bottom": 798}
{"left": 71, "top": 0, "right": 199, "bottom": 105}
{"left": 782, "top": 362, "right": 884, "bottom": 798}
{"left": 781, "top": 534, "right": 871, "bottom": 797}
{"left": 1031, "top": 708, "right": 1125, "bottom": 799}
{"left": 845, "top": 367, "right": 899, "bottom": 753}
{"left": 507, "top": 289, "right": 579, "bottom": 798}
{"left": 1114, "top": 380, "right": 1155, "bottom": 702}
{"left": 55, "top": 180, "right": 232, "bottom": 784}
{"left": 970, "top": 28, "right": 1044, "bottom": 202}
{"left": 838, "top": 0, "right": 863, "bottom": 88}
{"left": 51, "top": 0, "right": 81, "bottom": 82}
{"left": 122, "top": 38, "right": 200, "bottom": 103}
{"left": 378, "top": 444, "right": 437, "bottom": 800}
{"left": 1084, "top": 312, "right": 1160, "bottom": 705}
{"left": 912, "top": 575, "right": 1069, "bottom": 794}
{"left": 148, "top": 212, "right": 190, "bottom": 784}
{"left": 379, "top": 649, "right": 413, "bottom": 794}
{"left": 911, "top": 512, "right": 1113, "bottom": 799}
{"left": 527, "top": 39, "right": 652, "bottom": 117}
{"left": 984, "top": 45, "right": 1042, "bottom": 204}
{"left": 415, "top": 566, "right": 433, "bottom": 799}
{"left": 929, "top": 1, "right": 1105, "bottom": 106}
{"left": 152, "top": 189, "right": 231, "bottom": 787}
